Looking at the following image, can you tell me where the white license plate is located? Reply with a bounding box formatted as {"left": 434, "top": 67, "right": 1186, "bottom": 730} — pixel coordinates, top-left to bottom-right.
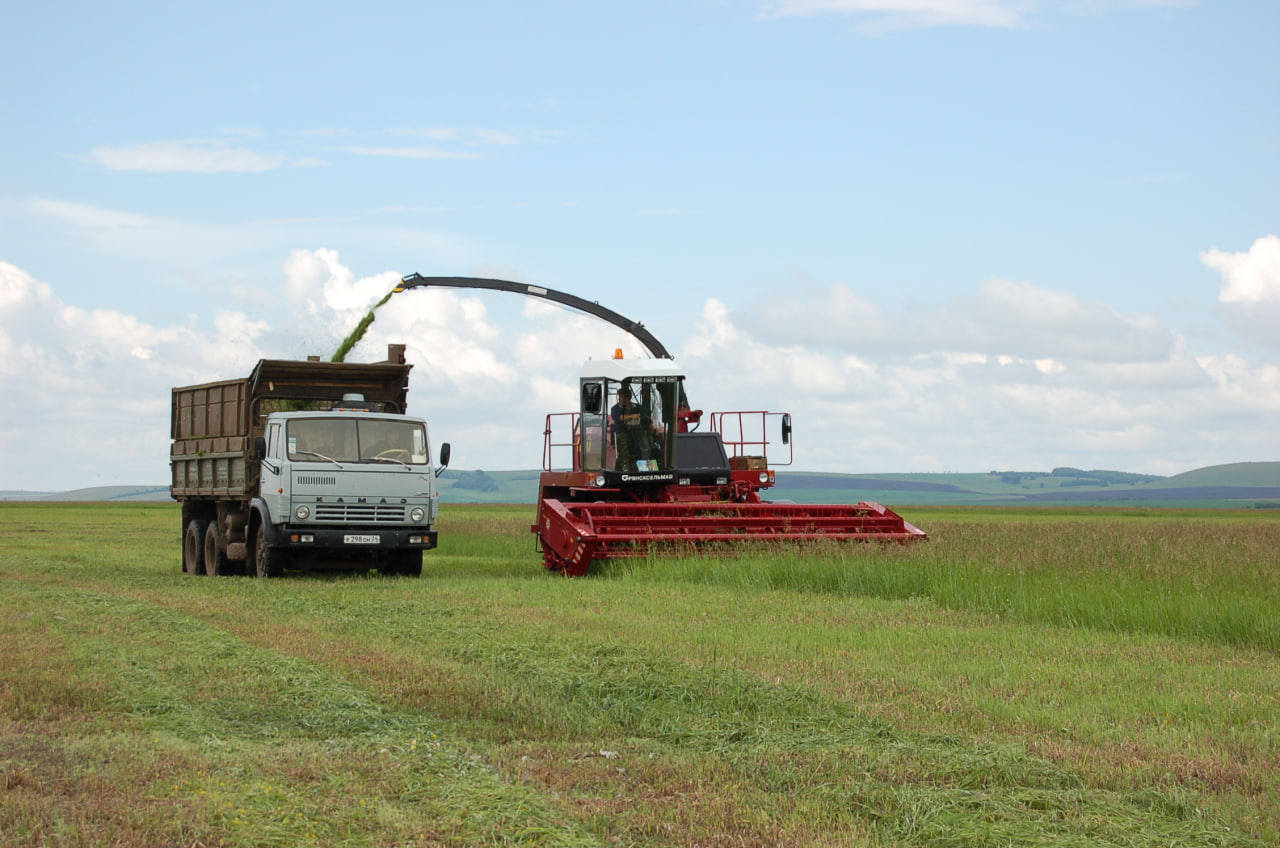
{"left": 344, "top": 534, "right": 381, "bottom": 545}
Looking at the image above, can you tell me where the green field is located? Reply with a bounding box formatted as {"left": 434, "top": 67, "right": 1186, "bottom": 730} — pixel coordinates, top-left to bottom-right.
{"left": 2, "top": 503, "right": 1277, "bottom": 846}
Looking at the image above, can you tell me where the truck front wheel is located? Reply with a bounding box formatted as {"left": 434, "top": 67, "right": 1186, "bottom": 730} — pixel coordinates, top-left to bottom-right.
{"left": 253, "top": 526, "right": 285, "bottom": 578}
{"left": 183, "top": 518, "right": 208, "bottom": 575}
{"left": 380, "top": 549, "right": 423, "bottom": 577}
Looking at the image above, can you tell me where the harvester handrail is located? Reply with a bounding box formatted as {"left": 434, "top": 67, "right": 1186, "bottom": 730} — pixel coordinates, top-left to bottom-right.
{"left": 542, "top": 412, "right": 580, "bottom": 472}
{"left": 710, "top": 410, "right": 794, "bottom": 467}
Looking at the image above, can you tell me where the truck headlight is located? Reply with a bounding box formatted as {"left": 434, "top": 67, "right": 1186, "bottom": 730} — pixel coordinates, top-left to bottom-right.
{"left": 410, "top": 507, "right": 425, "bottom": 522}
{"left": 295, "top": 505, "right": 310, "bottom": 520}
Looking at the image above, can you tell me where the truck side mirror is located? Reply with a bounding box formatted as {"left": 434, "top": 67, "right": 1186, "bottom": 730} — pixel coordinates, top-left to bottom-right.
{"left": 255, "top": 436, "right": 267, "bottom": 459}
{"left": 435, "top": 442, "right": 451, "bottom": 478}
{"left": 781, "top": 414, "right": 792, "bottom": 445}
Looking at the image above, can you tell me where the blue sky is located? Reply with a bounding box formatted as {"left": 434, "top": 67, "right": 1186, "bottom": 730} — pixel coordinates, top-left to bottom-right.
{"left": 1, "top": 0, "right": 1277, "bottom": 490}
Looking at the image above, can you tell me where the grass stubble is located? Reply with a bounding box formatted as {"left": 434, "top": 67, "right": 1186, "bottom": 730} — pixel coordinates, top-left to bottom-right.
{"left": 0, "top": 502, "right": 1276, "bottom": 846}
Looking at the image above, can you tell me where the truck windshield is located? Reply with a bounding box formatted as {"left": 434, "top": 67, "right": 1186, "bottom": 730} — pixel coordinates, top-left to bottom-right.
{"left": 287, "top": 418, "right": 428, "bottom": 465}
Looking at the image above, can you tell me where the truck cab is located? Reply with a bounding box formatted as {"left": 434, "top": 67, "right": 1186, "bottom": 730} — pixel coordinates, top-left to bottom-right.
{"left": 254, "top": 403, "right": 448, "bottom": 576}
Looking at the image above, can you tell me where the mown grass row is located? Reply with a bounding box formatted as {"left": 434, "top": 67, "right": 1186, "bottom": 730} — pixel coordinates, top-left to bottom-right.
{"left": 1, "top": 502, "right": 1277, "bottom": 846}
{"left": 1, "top": 576, "right": 600, "bottom": 847}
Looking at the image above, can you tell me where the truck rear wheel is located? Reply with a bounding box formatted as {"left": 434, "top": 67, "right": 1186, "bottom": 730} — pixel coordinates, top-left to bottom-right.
{"left": 204, "top": 522, "right": 232, "bottom": 577}
{"left": 253, "top": 526, "right": 285, "bottom": 578}
{"left": 183, "top": 518, "right": 208, "bottom": 575}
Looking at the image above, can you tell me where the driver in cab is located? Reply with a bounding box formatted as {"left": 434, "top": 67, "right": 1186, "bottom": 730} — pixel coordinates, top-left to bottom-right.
{"left": 610, "top": 387, "right": 657, "bottom": 473}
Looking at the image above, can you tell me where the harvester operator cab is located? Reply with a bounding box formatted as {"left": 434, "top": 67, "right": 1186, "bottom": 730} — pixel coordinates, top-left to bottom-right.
{"left": 578, "top": 359, "right": 680, "bottom": 480}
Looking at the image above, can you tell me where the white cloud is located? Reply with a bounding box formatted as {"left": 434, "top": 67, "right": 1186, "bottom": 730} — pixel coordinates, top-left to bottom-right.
{"left": 1201, "top": 234, "right": 1280, "bottom": 304}
{"left": 335, "top": 146, "right": 485, "bottom": 160}
{"left": 331, "top": 126, "right": 556, "bottom": 160}
{"left": 24, "top": 199, "right": 476, "bottom": 279}
{"left": 389, "top": 127, "right": 527, "bottom": 147}
{"left": 758, "top": 0, "right": 1192, "bottom": 31}
{"left": 736, "top": 277, "right": 1176, "bottom": 364}
{"left": 2, "top": 251, "right": 1275, "bottom": 490}
{"left": 0, "top": 261, "right": 269, "bottom": 489}
{"left": 90, "top": 139, "right": 290, "bottom": 173}
{"left": 277, "top": 251, "right": 533, "bottom": 395}
{"left": 27, "top": 199, "right": 255, "bottom": 261}
{"left": 761, "top": 0, "right": 1031, "bottom": 29}
{"left": 728, "top": 284, "right": 892, "bottom": 352}
{"left": 1196, "top": 353, "right": 1280, "bottom": 413}
{"left": 948, "top": 278, "right": 1175, "bottom": 363}
{"left": 0, "top": 261, "right": 54, "bottom": 311}
{"left": 32, "top": 199, "right": 177, "bottom": 235}
{"left": 681, "top": 284, "right": 1276, "bottom": 474}
{"left": 1199, "top": 234, "right": 1280, "bottom": 353}
{"left": 280, "top": 247, "right": 387, "bottom": 328}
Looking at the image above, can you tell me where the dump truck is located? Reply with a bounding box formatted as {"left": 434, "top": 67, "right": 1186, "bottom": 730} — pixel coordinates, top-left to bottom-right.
{"left": 393, "top": 275, "right": 925, "bottom": 575}
{"left": 170, "top": 343, "right": 450, "bottom": 577}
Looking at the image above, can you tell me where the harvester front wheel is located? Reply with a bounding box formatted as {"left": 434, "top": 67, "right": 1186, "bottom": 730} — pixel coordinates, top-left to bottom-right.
{"left": 539, "top": 546, "right": 569, "bottom": 575}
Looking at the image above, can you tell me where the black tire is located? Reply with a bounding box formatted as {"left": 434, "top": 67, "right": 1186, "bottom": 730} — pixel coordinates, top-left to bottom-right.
{"left": 253, "top": 525, "right": 285, "bottom": 578}
{"left": 204, "top": 521, "right": 231, "bottom": 577}
{"left": 183, "top": 518, "right": 208, "bottom": 575}
{"left": 378, "top": 549, "right": 422, "bottom": 577}
{"left": 396, "top": 549, "right": 423, "bottom": 577}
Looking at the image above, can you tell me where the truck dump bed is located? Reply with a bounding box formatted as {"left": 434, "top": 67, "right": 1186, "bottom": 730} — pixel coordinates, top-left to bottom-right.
{"left": 170, "top": 348, "right": 413, "bottom": 501}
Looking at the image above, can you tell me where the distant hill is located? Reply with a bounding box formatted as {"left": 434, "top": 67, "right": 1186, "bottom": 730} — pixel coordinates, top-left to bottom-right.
{"left": 5, "top": 462, "right": 1277, "bottom": 508}
{"left": 770, "top": 462, "right": 1279, "bottom": 508}
{"left": 435, "top": 469, "right": 544, "bottom": 504}
{"left": 1148, "top": 461, "right": 1279, "bottom": 488}
{"left": 0, "top": 485, "right": 173, "bottom": 502}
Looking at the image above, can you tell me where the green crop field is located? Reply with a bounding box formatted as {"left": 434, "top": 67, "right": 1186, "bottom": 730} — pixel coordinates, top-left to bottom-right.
{"left": 2, "top": 503, "right": 1277, "bottom": 847}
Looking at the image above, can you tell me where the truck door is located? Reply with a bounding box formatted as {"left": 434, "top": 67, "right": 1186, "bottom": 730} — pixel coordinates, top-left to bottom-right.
{"left": 261, "top": 421, "right": 287, "bottom": 521}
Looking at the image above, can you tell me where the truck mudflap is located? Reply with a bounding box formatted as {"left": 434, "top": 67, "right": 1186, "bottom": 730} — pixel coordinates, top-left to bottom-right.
{"left": 535, "top": 499, "right": 926, "bottom": 577}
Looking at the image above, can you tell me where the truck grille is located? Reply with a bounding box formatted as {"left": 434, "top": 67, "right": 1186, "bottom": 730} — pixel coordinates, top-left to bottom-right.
{"left": 313, "top": 504, "right": 406, "bottom": 523}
